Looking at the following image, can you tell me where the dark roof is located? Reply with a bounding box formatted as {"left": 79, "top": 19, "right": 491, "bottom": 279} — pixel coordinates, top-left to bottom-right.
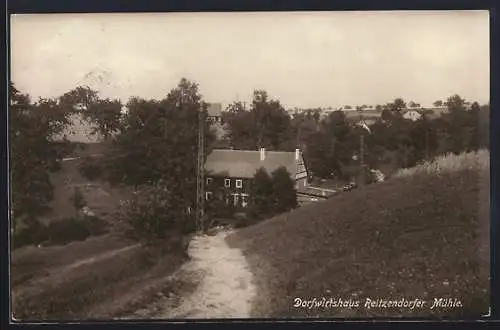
{"left": 205, "top": 149, "right": 300, "bottom": 178}
{"left": 206, "top": 103, "right": 222, "bottom": 117}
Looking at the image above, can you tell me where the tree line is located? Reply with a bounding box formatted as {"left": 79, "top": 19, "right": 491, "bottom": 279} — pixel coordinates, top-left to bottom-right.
{"left": 222, "top": 94, "right": 489, "bottom": 182}
{"left": 10, "top": 78, "right": 489, "bottom": 244}
{"left": 10, "top": 79, "right": 215, "bottom": 245}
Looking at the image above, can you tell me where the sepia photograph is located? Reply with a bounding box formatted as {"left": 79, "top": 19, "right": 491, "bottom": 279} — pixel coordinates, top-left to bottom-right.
{"left": 9, "top": 11, "right": 490, "bottom": 321}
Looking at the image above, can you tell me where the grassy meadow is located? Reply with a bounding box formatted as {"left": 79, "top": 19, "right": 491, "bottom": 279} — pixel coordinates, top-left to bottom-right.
{"left": 227, "top": 150, "right": 490, "bottom": 318}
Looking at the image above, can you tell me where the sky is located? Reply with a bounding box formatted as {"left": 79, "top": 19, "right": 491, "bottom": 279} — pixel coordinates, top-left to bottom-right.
{"left": 10, "top": 11, "right": 489, "bottom": 109}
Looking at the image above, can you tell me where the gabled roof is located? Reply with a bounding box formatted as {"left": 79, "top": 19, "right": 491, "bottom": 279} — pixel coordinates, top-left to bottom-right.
{"left": 206, "top": 103, "right": 222, "bottom": 117}
{"left": 205, "top": 149, "right": 301, "bottom": 179}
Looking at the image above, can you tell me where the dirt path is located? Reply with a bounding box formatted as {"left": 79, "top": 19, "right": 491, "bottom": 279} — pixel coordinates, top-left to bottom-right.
{"left": 133, "top": 228, "right": 257, "bottom": 319}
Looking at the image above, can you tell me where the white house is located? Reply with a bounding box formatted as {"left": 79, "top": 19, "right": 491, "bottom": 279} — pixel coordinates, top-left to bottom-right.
{"left": 402, "top": 109, "right": 423, "bottom": 121}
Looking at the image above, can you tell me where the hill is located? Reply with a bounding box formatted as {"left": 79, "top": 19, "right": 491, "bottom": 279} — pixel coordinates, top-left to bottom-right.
{"left": 226, "top": 150, "right": 490, "bottom": 318}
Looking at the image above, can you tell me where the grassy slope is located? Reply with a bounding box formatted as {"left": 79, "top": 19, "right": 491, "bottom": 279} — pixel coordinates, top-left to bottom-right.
{"left": 12, "top": 142, "right": 187, "bottom": 320}
{"left": 227, "top": 150, "right": 490, "bottom": 318}
{"left": 12, "top": 233, "right": 188, "bottom": 320}
{"left": 36, "top": 141, "right": 133, "bottom": 226}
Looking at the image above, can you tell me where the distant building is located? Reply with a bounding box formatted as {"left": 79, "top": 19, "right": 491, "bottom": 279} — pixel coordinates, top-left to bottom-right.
{"left": 55, "top": 111, "right": 103, "bottom": 143}
{"left": 204, "top": 148, "right": 308, "bottom": 207}
{"left": 402, "top": 109, "right": 424, "bottom": 121}
{"left": 343, "top": 110, "right": 382, "bottom": 126}
{"left": 206, "top": 103, "right": 223, "bottom": 123}
{"left": 206, "top": 102, "right": 229, "bottom": 140}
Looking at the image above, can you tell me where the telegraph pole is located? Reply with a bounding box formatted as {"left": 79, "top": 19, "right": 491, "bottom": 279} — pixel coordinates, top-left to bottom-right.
{"left": 359, "top": 134, "right": 365, "bottom": 186}
{"left": 196, "top": 101, "right": 206, "bottom": 235}
{"left": 425, "top": 128, "right": 430, "bottom": 160}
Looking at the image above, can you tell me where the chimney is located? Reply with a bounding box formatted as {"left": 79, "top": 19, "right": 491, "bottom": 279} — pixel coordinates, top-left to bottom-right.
{"left": 260, "top": 147, "right": 266, "bottom": 161}
{"left": 295, "top": 148, "right": 300, "bottom": 161}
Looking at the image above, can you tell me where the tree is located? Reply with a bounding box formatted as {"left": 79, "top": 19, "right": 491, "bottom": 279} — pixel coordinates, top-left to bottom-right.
{"left": 119, "top": 180, "right": 191, "bottom": 244}
{"left": 224, "top": 89, "right": 291, "bottom": 150}
{"left": 375, "top": 105, "right": 382, "bottom": 111}
{"left": 84, "top": 98, "right": 123, "bottom": 139}
{"left": 305, "top": 110, "right": 353, "bottom": 179}
{"left": 59, "top": 86, "right": 99, "bottom": 112}
{"left": 440, "top": 94, "right": 474, "bottom": 154}
{"left": 381, "top": 109, "right": 393, "bottom": 122}
{"left": 408, "top": 101, "right": 418, "bottom": 109}
{"left": 433, "top": 100, "right": 443, "bottom": 107}
{"left": 10, "top": 83, "right": 74, "bottom": 234}
{"left": 271, "top": 167, "right": 297, "bottom": 213}
{"left": 250, "top": 167, "right": 274, "bottom": 218}
{"left": 225, "top": 101, "right": 246, "bottom": 114}
{"left": 344, "top": 105, "right": 352, "bottom": 110}
{"left": 103, "top": 78, "right": 216, "bottom": 223}
{"left": 389, "top": 98, "right": 406, "bottom": 112}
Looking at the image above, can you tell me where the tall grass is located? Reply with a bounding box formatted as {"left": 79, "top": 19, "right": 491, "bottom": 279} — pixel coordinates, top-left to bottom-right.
{"left": 394, "top": 149, "right": 489, "bottom": 178}
{"left": 228, "top": 149, "right": 490, "bottom": 318}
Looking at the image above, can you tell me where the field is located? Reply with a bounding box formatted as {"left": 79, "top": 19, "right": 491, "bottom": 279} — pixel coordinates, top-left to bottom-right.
{"left": 37, "top": 142, "right": 133, "bottom": 227}
{"left": 226, "top": 150, "right": 490, "bottom": 318}
{"left": 11, "top": 142, "right": 188, "bottom": 320}
{"left": 12, "top": 233, "right": 188, "bottom": 320}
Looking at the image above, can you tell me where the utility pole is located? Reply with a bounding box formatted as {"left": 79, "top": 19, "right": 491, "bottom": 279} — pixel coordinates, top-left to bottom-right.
{"left": 196, "top": 100, "right": 206, "bottom": 235}
{"left": 425, "top": 128, "right": 430, "bottom": 160}
{"left": 359, "top": 134, "right": 365, "bottom": 186}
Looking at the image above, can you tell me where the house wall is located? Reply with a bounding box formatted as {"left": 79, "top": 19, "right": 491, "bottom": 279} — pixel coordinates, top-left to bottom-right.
{"left": 295, "top": 177, "right": 308, "bottom": 190}
{"left": 205, "top": 175, "right": 252, "bottom": 208}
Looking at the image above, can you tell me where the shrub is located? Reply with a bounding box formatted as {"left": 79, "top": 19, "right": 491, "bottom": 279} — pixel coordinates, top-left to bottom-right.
{"left": 44, "top": 217, "right": 91, "bottom": 245}
{"left": 70, "top": 187, "right": 86, "bottom": 215}
{"left": 271, "top": 166, "right": 298, "bottom": 213}
{"left": 118, "top": 180, "right": 193, "bottom": 243}
{"left": 12, "top": 220, "right": 47, "bottom": 249}
{"left": 12, "top": 215, "right": 109, "bottom": 249}
{"left": 78, "top": 157, "right": 103, "bottom": 181}
{"left": 250, "top": 167, "right": 275, "bottom": 219}
{"left": 82, "top": 214, "right": 108, "bottom": 236}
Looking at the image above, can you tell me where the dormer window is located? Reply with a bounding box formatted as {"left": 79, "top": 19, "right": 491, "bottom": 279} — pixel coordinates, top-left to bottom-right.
{"left": 236, "top": 179, "right": 243, "bottom": 188}
{"left": 224, "top": 178, "right": 231, "bottom": 188}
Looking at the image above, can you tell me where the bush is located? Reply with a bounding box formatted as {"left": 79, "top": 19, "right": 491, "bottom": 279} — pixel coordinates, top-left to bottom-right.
{"left": 78, "top": 157, "right": 103, "bottom": 181}
{"left": 271, "top": 166, "right": 298, "bottom": 213}
{"left": 82, "top": 214, "right": 108, "bottom": 236}
{"left": 118, "top": 180, "right": 192, "bottom": 242}
{"left": 44, "top": 217, "right": 91, "bottom": 245}
{"left": 12, "top": 215, "right": 108, "bottom": 249}
{"left": 12, "top": 220, "right": 47, "bottom": 249}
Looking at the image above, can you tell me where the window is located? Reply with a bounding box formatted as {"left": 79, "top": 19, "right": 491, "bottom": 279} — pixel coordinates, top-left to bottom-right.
{"left": 236, "top": 179, "right": 243, "bottom": 188}
{"left": 241, "top": 194, "right": 249, "bottom": 208}
{"left": 224, "top": 178, "right": 231, "bottom": 188}
{"left": 206, "top": 178, "right": 212, "bottom": 185}
{"left": 205, "top": 191, "right": 213, "bottom": 200}
{"left": 232, "top": 193, "right": 240, "bottom": 206}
